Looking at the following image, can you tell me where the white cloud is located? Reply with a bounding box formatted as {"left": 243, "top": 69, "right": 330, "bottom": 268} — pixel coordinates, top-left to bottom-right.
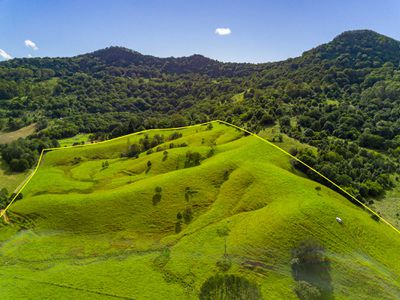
{"left": 25, "top": 39, "right": 38, "bottom": 50}
{"left": 215, "top": 27, "right": 231, "bottom": 36}
{"left": 0, "top": 49, "right": 12, "bottom": 60}
{"left": 27, "top": 54, "right": 33, "bottom": 58}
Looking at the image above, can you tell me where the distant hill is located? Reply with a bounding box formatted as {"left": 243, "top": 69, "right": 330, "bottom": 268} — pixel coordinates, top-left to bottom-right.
{"left": 1, "top": 121, "right": 399, "bottom": 299}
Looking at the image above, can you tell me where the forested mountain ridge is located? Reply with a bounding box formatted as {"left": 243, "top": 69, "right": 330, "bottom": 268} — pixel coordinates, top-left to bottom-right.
{"left": 0, "top": 29, "right": 399, "bottom": 207}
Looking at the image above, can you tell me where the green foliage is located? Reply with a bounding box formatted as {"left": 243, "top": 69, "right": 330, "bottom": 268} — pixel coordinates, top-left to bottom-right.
{"left": 294, "top": 281, "right": 322, "bottom": 300}
{"left": 153, "top": 247, "right": 170, "bottom": 269}
{"left": 184, "top": 151, "right": 202, "bottom": 168}
{"left": 199, "top": 275, "right": 262, "bottom": 300}
{"left": 216, "top": 255, "right": 232, "bottom": 272}
{"left": 182, "top": 207, "right": 193, "bottom": 224}
{"left": 152, "top": 186, "right": 162, "bottom": 206}
{"left": 0, "top": 188, "right": 9, "bottom": 209}
{"left": 127, "top": 143, "right": 140, "bottom": 158}
{"left": 293, "top": 139, "right": 395, "bottom": 201}
{"left": 1, "top": 137, "right": 59, "bottom": 172}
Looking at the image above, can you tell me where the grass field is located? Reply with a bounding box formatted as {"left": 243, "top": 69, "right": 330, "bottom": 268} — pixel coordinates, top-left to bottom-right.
{"left": 372, "top": 178, "right": 400, "bottom": 229}
{"left": 0, "top": 160, "right": 31, "bottom": 193}
{"left": 0, "top": 121, "right": 399, "bottom": 299}
{"left": 0, "top": 123, "right": 37, "bottom": 144}
{"left": 0, "top": 124, "right": 36, "bottom": 193}
{"left": 58, "top": 133, "right": 91, "bottom": 147}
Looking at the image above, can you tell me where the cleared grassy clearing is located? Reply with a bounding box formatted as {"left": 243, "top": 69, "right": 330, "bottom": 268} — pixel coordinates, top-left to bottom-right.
{"left": 0, "top": 123, "right": 36, "bottom": 144}
{"left": 58, "top": 133, "right": 91, "bottom": 147}
{"left": 0, "top": 160, "right": 30, "bottom": 192}
{"left": 372, "top": 178, "right": 400, "bottom": 229}
{"left": 0, "top": 121, "right": 399, "bottom": 299}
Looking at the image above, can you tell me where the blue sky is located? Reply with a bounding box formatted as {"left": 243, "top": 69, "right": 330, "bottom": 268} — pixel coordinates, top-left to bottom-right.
{"left": 1, "top": 0, "right": 400, "bottom": 63}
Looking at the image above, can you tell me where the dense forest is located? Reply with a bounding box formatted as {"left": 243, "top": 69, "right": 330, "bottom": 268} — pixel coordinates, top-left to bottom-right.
{"left": 0, "top": 29, "right": 399, "bottom": 203}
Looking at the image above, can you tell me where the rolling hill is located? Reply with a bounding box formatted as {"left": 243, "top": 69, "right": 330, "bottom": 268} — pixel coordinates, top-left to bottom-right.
{"left": 0, "top": 121, "right": 399, "bottom": 299}
{"left": 1, "top": 29, "right": 399, "bottom": 219}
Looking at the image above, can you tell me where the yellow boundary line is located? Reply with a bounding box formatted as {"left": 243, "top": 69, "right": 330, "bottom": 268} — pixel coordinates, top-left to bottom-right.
{"left": 1, "top": 120, "right": 399, "bottom": 236}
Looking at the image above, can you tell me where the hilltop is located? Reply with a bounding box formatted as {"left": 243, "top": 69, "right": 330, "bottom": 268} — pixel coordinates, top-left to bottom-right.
{"left": 0, "top": 121, "right": 399, "bottom": 299}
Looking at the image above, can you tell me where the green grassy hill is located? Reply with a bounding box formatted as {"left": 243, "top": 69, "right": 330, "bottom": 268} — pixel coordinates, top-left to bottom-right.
{"left": 0, "top": 121, "right": 399, "bottom": 299}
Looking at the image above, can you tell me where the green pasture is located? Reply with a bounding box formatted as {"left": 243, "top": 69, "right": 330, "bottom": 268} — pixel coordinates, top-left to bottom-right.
{"left": 0, "top": 121, "right": 399, "bottom": 299}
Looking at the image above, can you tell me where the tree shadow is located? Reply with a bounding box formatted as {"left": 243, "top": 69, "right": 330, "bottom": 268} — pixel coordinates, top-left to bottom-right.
{"left": 291, "top": 240, "right": 334, "bottom": 300}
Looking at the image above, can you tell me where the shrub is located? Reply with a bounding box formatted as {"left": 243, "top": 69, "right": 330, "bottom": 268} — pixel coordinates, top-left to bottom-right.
{"left": 294, "top": 281, "right": 322, "bottom": 300}
{"left": 175, "top": 221, "right": 182, "bottom": 233}
{"left": 183, "top": 207, "right": 193, "bottom": 224}
{"left": 371, "top": 213, "right": 380, "bottom": 222}
{"left": 199, "top": 275, "right": 262, "bottom": 300}
{"left": 127, "top": 143, "right": 141, "bottom": 158}
{"left": 10, "top": 158, "right": 30, "bottom": 172}
{"left": 289, "top": 147, "right": 298, "bottom": 156}
{"left": 216, "top": 255, "right": 232, "bottom": 272}
{"left": 153, "top": 247, "right": 170, "bottom": 269}
{"left": 168, "top": 132, "right": 182, "bottom": 141}
{"left": 207, "top": 147, "right": 215, "bottom": 158}
{"left": 184, "top": 151, "right": 202, "bottom": 168}
{"left": 152, "top": 194, "right": 161, "bottom": 205}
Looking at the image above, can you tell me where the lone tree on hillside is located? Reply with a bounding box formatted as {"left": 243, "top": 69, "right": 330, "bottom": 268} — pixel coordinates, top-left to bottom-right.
{"left": 152, "top": 186, "right": 162, "bottom": 205}
{"left": 128, "top": 143, "right": 141, "bottom": 158}
{"left": 217, "top": 225, "right": 230, "bottom": 257}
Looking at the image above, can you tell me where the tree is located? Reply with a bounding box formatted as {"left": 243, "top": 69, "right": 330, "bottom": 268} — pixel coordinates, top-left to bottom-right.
{"left": 294, "top": 281, "right": 322, "bottom": 300}
{"left": 217, "top": 226, "right": 230, "bottom": 257}
{"left": 171, "top": 114, "right": 188, "bottom": 127}
{"left": 359, "top": 133, "right": 385, "bottom": 149}
{"left": 184, "top": 151, "right": 202, "bottom": 168}
{"left": 127, "top": 143, "right": 141, "bottom": 158}
{"left": 0, "top": 188, "right": 9, "bottom": 209}
{"left": 10, "top": 158, "right": 30, "bottom": 172}
{"left": 279, "top": 116, "right": 291, "bottom": 131}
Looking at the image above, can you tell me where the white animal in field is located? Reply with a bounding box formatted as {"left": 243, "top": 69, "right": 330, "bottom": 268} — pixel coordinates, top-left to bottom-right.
{"left": 336, "top": 217, "right": 343, "bottom": 224}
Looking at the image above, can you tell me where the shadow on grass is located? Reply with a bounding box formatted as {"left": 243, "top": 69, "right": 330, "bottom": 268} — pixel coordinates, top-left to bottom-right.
{"left": 291, "top": 240, "right": 334, "bottom": 300}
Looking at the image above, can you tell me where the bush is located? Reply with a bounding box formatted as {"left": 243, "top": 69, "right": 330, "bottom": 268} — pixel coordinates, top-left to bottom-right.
{"left": 127, "top": 143, "right": 141, "bottom": 158}
{"left": 294, "top": 281, "right": 322, "bottom": 300}
{"left": 183, "top": 207, "right": 193, "bottom": 224}
{"left": 289, "top": 147, "right": 298, "bottom": 156}
{"left": 199, "top": 275, "right": 262, "bottom": 300}
{"left": 175, "top": 221, "right": 182, "bottom": 233}
{"left": 152, "top": 194, "right": 161, "bottom": 205}
{"left": 184, "top": 151, "right": 202, "bottom": 168}
{"left": 10, "top": 158, "right": 30, "bottom": 172}
{"left": 168, "top": 132, "right": 182, "bottom": 141}
{"left": 216, "top": 255, "right": 232, "bottom": 272}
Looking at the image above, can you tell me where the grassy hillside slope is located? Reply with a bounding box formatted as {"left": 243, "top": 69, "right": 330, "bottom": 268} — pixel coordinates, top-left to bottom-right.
{"left": 0, "top": 121, "right": 399, "bottom": 299}
{"left": 0, "top": 124, "right": 37, "bottom": 145}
